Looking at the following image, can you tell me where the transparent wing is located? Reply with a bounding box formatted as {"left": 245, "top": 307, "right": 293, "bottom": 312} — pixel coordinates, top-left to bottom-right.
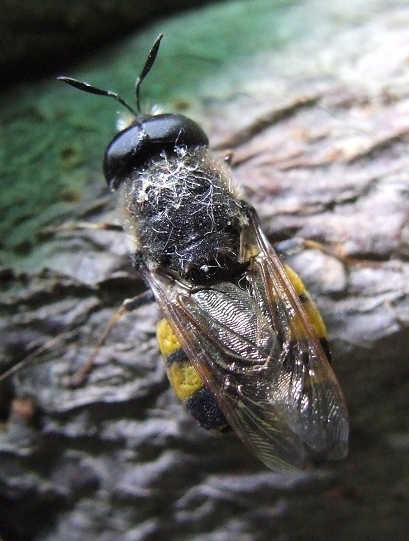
{"left": 141, "top": 211, "right": 348, "bottom": 473}
{"left": 247, "top": 209, "right": 349, "bottom": 460}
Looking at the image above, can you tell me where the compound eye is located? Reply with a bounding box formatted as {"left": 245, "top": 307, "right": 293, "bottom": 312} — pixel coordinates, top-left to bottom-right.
{"left": 103, "top": 114, "right": 209, "bottom": 189}
{"left": 103, "top": 124, "right": 143, "bottom": 188}
{"left": 142, "top": 114, "right": 209, "bottom": 149}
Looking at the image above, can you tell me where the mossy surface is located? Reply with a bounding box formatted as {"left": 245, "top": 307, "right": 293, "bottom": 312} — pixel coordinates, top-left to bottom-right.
{"left": 0, "top": 0, "right": 299, "bottom": 265}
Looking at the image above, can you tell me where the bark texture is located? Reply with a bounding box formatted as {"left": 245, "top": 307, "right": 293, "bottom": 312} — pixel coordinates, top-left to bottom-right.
{"left": 1, "top": 1, "right": 409, "bottom": 540}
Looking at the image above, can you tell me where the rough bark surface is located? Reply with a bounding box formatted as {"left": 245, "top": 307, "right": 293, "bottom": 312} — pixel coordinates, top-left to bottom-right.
{"left": 1, "top": 1, "right": 409, "bottom": 540}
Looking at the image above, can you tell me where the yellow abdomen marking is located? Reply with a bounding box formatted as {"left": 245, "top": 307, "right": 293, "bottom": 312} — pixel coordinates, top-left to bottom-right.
{"left": 284, "top": 264, "right": 306, "bottom": 296}
{"left": 157, "top": 318, "right": 181, "bottom": 356}
{"left": 284, "top": 264, "right": 327, "bottom": 339}
{"left": 167, "top": 361, "right": 203, "bottom": 401}
{"left": 156, "top": 318, "right": 204, "bottom": 402}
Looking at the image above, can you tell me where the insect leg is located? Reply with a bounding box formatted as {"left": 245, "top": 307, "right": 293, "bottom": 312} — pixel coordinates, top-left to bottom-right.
{"left": 66, "top": 289, "right": 154, "bottom": 388}
{"left": 274, "top": 237, "right": 353, "bottom": 266}
{"left": 274, "top": 238, "right": 329, "bottom": 257}
{"left": 0, "top": 331, "right": 76, "bottom": 383}
{"left": 37, "top": 221, "right": 123, "bottom": 240}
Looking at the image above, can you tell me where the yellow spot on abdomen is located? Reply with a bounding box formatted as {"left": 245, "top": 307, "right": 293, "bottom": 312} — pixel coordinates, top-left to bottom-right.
{"left": 284, "top": 265, "right": 327, "bottom": 339}
{"left": 157, "top": 318, "right": 204, "bottom": 401}
{"left": 168, "top": 361, "right": 203, "bottom": 401}
{"left": 156, "top": 318, "right": 181, "bottom": 356}
{"left": 284, "top": 264, "right": 306, "bottom": 296}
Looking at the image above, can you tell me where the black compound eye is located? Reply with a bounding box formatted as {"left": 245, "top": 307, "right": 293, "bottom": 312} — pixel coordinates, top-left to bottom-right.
{"left": 103, "top": 113, "right": 209, "bottom": 189}
{"left": 103, "top": 124, "right": 142, "bottom": 188}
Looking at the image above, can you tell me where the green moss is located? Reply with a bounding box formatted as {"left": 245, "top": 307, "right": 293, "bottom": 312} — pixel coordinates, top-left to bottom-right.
{"left": 0, "top": 0, "right": 299, "bottom": 265}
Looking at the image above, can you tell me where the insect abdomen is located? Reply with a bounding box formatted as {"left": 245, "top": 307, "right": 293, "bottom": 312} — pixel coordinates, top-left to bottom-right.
{"left": 156, "top": 318, "right": 230, "bottom": 433}
{"left": 284, "top": 264, "right": 332, "bottom": 363}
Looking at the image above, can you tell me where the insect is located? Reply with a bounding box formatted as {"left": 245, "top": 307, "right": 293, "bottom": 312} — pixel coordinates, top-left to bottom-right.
{"left": 58, "top": 34, "right": 349, "bottom": 473}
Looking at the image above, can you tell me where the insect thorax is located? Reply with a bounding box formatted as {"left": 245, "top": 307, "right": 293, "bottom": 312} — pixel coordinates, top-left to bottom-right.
{"left": 118, "top": 147, "right": 249, "bottom": 282}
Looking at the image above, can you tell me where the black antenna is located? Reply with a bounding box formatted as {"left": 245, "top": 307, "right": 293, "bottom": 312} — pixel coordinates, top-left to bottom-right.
{"left": 57, "top": 76, "right": 137, "bottom": 115}
{"left": 135, "top": 33, "right": 163, "bottom": 113}
{"left": 57, "top": 33, "right": 164, "bottom": 117}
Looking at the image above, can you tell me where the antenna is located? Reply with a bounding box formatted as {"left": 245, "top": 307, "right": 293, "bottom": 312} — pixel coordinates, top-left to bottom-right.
{"left": 135, "top": 33, "right": 163, "bottom": 113}
{"left": 57, "top": 34, "right": 164, "bottom": 117}
{"left": 57, "top": 76, "right": 137, "bottom": 115}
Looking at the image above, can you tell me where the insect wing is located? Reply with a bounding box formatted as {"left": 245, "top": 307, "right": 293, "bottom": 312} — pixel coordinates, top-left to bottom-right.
{"left": 141, "top": 214, "right": 348, "bottom": 473}
{"left": 145, "top": 271, "right": 305, "bottom": 472}
{"left": 247, "top": 210, "right": 349, "bottom": 460}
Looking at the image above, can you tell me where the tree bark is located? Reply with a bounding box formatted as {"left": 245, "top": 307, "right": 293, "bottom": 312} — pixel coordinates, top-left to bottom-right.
{"left": 1, "top": 1, "right": 409, "bottom": 540}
